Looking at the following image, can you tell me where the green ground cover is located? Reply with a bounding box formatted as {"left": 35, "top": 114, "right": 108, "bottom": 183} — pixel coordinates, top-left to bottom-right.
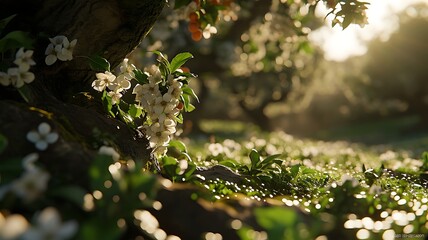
{"left": 1, "top": 122, "right": 427, "bottom": 240}
{"left": 170, "top": 122, "right": 428, "bottom": 240}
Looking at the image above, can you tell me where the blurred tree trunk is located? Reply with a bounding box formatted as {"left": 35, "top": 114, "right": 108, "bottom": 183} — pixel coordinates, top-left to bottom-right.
{"left": 0, "top": 0, "right": 166, "bottom": 183}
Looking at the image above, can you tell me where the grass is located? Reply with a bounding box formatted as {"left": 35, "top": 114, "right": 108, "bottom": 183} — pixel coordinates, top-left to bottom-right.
{"left": 1, "top": 118, "right": 427, "bottom": 240}
{"left": 173, "top": 119, "right": 428, "bottom": 240}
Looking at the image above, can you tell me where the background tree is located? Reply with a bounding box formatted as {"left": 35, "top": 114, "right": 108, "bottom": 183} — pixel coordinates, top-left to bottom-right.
{"left": 139, "top": 0, "right": 365, "bottom": 131}
{"left": 340, "top": 4, "right": 428, "bottom": 130}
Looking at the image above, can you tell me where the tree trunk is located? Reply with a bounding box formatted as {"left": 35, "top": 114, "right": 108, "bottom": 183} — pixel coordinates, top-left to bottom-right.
{"left": 0, "top": 0, "right": 166, "bottom": 184}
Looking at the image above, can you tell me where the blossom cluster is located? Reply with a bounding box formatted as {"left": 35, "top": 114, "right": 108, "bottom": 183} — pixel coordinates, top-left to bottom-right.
{"left": 0, "top": 47, "right": 35, "bottom": 88}
{"left": 91, "top": 59, "right": 134, "bottom": 104}
{"left": 0, "top": 206, "right": 77, "bottom": 240}
{"left": 0, "top": 121, "right": 77, "bottom": 239}
{"left": 5, "top": 153, "right": 50, "bottom": 203}
{"left": 133, "top": 65, "right": 183, "bottom": 156}
{"left": 0, "top": 122, "right": 59, "bottom": 203}
{"left": 45, "top": 35, "right": 77, "bottom": 66}
{"left": 0, "top": 35, "right": 77, "bottom": 89}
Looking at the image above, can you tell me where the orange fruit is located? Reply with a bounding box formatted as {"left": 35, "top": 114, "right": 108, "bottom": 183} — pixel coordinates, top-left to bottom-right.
{"left": 188, "top": 22, "right": 200, "bottom": 33}
{"left": 192, "top": 30, "right": 203, "bottom": 41}
{"left": 180, "top": 67, "right": 190, "bottom": 73}
{"left": 189, "top": 12, "right": 199, "bottom": 22}
{"left": 177, "top": 102, "right": 184, "bottom": 110}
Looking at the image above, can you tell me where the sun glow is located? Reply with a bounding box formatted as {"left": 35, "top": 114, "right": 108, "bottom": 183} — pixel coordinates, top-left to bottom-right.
{"left": 309, "top": 0, "right": 428, "bottom": 61}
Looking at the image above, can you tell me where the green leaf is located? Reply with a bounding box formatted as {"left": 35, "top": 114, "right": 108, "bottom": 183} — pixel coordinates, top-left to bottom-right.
{"left": 175, "top": 113, "right": 184, "bottom": 124}
{"left": 78, "top": 218, "right": 122, "bottom": 240}
{"left": 301, "top": 167, "right": 318, "bottom": 175}
{"left": 342, "top": 15, "right": 353, "bottom": 29}
{"left": 49, "top": 185, "right": 87, "bottom": 207}
{"left": 152, "top": 51, "right": 170, "bottom": 65}
{"left": 181, "top": 94, "right": 191, "bottom": 112}
{"left": 0, "top": 31, "right": 34, "bottom": 52}
{"left": 174, "top": 0, "right": 192, "bottom": 9}
{"left": 118, "top": 108, "right": 135, "bottom": 128}
{"left": 101, "top": 90, "right": 115, "bottom": 117}
{"left": 160, "top": 156, "right": 179, "bottom": 177}
{"left": 169, "top": 140, "right": 188, "bottom": 152}
{"left": 186, "top": 103, "right": 196, "bottom": 112}
{"left": 298, "top": 41, "right": 313, "bottom": 54}
{"left": 183, "top": 161, "right": 197, "bottom": 179}
{"left": 128, "top": 104, "right": 142, "bottom": 118}
{"left": 254, "top": 207, "right": 299, "bottom": 240}
{"left": 290, "top": 165, "right": 301, "bottom": 178}
{"left": 89, "top": 155, "right": 114, "bottom": 190}
{"left": 203, "top": 5, "right": 220, "bottom": 25}
{"left": 0, "top": 134, "right": 8, "bottom": 154}
{"left": 170, "top": 52, "right": 193, "bottom": 73}
{"left": 262, "top": 154, "right": 281, "bottom": 165}
{"left": 87, "top": 55, "right": 110, "bottom": 72}
{"left": 182, "top": 86, "right": 199, "bottom": 102}
{"left": 0, "top": 15, "right": 16, "bottom": 34}
{"left": 133, "top": 69, "right": 148, "bottom": 84}
{"left": 249, "top": 149, "right": 261, "bottom": 170}
{"left": 237, "top": 226, "right": 257, "bottom": 240}
{"left": 422, "top": 152, "right": 428, "bottom": 171}
{"left": 219, "top": 159, "right": 238, "bottom": 169}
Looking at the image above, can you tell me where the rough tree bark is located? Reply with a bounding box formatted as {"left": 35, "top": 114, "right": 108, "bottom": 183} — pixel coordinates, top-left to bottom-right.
{"left": 0, "top": 0, "right": 166, "bottom": 183}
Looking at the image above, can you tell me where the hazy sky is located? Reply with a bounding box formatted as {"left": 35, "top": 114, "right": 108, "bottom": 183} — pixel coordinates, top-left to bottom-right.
{"left": 309, "top": 0, "right": 428, "bottom": 61}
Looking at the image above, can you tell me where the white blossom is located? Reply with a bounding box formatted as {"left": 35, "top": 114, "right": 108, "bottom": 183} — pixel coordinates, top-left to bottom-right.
{"left": 45, "top": 36, "right": 77, "bottom": 65}
{"left": 0, "top": 213, "right": 30, "bottom": 239}
{"left": 0, "top": 48, "right": 36, "bottom": 88}
{"left": 146, "top": 65, "right": 162, "bottom": 84}
{"left": 178, "top": 160, "right": 188, "bottom": 175}
{"left": 110, "top": 74, "right": 131, "bottom": 92}
{"left": 119, "top": 58, "right": 136, "bottom": 79}
{"left": 7, "top": 67, "right": 35, "bottom": 88}
{"left": 98, "top": 146, "right": 120, "bottom": 161}
{"left": 0, "top": 71, "right": 11, "bottom": 86}
{"left": 11, "top": 153, "right": 50, "bottom": 202}
{"left": 14, "top": 47, "right": 36, "bottom": 72}
{"left": 21, "top": 207, "right": 78, "bottom": 240}
{"left": 132, "top": 84, "right": 144, "bottom": 102}
{"left": 26, "top": 122, "right": 59, "bottom": 151}
{"left": 91, "top": 71, "right": 116, "bottom": 92}
{"left": 130, "top": 65, "right": 186, "bottom": 156}
{"left": 107, "top": 90, "right": 122, "bottom": 105}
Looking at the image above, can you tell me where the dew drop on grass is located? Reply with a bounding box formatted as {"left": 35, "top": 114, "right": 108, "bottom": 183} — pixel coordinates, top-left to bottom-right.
{"left": 356, "top": 229, "right": 370, "bottom": 239}
{"left": 382, "top": 229, "right": 395, "bottom": 240}
{"left": 230, "top": 219, "right": 242, "bottom": 230}
{"left": 397, "top": 199, "right": 406, "bottom": 205}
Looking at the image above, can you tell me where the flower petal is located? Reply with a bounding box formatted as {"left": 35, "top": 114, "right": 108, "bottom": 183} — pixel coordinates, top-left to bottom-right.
{"left": 23, "top": 72, "right": 35, "bottom": 84}
{"left": 1, "top": 214, "right": 30, "bottom": 239}
{"left": 45, "top": 44, "right": 54, "bottom": 55}
{"left": 35, "top": 141, "right": 48, "bottom": 151}
{"left": 37, "top": 207, "right": 61, "bottom": 231}
{"left": 0, "top": 72, "right": 11, "bottom": 86}
{"left": 45, "top": 55, "right": 57, "bottom": 65}
{"left": 38, "top": 123, "right": 51, "bottom": 135}
{"left": 69, "top": 39, "right": 77, "bottom": 48}
{"left": 58, "top": 221, "right": 78, "bottom": 238}
{"left": 46, "top": 132, "right": 59, "bottom": 144}
{"left": 26, "top": 131, "right": 40, "bottom": 143}
{"left": 22, "top": 153, "right": 39, "bottom": 171}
